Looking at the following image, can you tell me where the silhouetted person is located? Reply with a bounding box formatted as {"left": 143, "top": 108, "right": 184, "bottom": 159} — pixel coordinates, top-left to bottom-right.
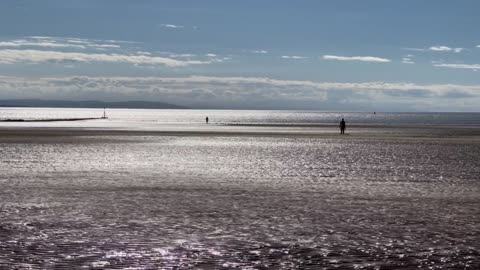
{"left": 340, "top": 118, "right": 346, "bottom": 134}
{"left": 206, "top": 116, "right": 209, "bottom": 124}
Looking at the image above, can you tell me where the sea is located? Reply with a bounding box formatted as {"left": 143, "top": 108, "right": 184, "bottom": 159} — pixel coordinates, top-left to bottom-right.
{"left": 1, "top": 108, "right": 480, "bottom": 127}
{"left": 0, "top": 108, "right": 479, "bottom": 269}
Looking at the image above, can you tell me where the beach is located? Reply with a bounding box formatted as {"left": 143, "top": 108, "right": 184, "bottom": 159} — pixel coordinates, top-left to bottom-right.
{"left": 1, "top": 120, "right": 479, "bottom": 269}
{"left": 3, "top": 0, "right": 480, "bottom": 268}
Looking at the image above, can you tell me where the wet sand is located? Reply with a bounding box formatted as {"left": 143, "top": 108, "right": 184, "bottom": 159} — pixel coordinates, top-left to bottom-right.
{"left": 1, "top": 124, "right": 480, "bottom": 142}
{"left": 1, "top": 125, "right": 479, "bottom": 269}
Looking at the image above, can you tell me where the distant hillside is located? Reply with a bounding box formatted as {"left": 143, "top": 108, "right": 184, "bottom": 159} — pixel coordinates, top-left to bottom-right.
{"left": 0, "top": 99, "right": 187, "bottom": 109}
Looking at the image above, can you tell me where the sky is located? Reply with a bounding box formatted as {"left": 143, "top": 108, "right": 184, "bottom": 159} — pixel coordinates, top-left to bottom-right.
{"left": 0, "top": 0, "right": 479, "bottom": 111}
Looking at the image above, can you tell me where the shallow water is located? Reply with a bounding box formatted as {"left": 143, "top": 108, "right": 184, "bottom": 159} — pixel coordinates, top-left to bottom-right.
{"left": 1, "top": 108, "right": 480, "bottom": 128}
{"left": 1, "top": 133, "right": 479, "bottom": 269}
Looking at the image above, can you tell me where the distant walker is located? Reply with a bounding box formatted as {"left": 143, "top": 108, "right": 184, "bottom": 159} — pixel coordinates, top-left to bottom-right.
{"left": 340, "top": 118, "right": 346, "bottom": 134}
{"left": 206, "top": 116, "right": 209, "bottom": 124}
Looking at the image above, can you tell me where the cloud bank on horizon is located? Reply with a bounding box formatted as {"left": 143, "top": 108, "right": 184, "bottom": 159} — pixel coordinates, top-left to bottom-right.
{"left": 0, "top": 0, "right": 479, "bottom": 111}
{"left": 2, "top": 75, "right": 478, "bottom": 111}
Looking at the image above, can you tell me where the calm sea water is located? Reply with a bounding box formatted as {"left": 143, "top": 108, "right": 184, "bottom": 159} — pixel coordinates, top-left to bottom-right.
{"left": 1, "top": 107, "right": 480, "bottom": 128}
{"left": 0, "top": 108, "right": 479, "bottom": 269}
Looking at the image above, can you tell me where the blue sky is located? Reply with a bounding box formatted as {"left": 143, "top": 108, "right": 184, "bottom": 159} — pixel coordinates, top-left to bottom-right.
{"left": 0, "top": 0, "right": 479, "bottom": 111}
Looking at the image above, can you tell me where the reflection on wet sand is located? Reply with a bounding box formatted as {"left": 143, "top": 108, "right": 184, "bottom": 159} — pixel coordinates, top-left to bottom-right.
{"left": 0, "top": 127, "right": 479, "bottom": 269}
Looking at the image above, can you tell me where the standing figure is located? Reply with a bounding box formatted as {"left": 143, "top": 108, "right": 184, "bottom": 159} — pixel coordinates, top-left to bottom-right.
{"left": 206, "top": 116, "right": 209, "bottom": 124}
{"left": 340, "top": 118, "right": 346, "bottom": 134}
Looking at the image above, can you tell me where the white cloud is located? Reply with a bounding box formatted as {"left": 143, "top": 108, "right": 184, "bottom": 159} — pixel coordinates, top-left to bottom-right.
{"left": 206, "top": 53, "right": 217, "bottom": 57}
{"left": 0, "top": 40, "right": 86, "bottom": 49}
{"left": 66, "top": 39, "right": 93, "bottom": 45}
{"left": 27, "top": 36, "right": 136, "bottom": 45}
{"left": 4, "top": 75, "right": 479, "bottom": 95}
{"left": 405, "top": 46, "right": 464, "bottom": 53}
{"left": 322, "top": 55, "right": 391, "bottom": 63}
{"left": 0, "top": 37, "right": 124, "bottom": 51}
{"left": 160, "top": 24, "right": 184, "bottom": 29}
{"left": 100, "top": 39, "right": 138, "bottom": 44}
{"left": 252, "top": 50, "right": 268, "bottom": 54}
{"left": 429, "top": 46, "right": 464, "bottom": 53}
{"left": 166, "top": 76, "right": 480, "bottom": 93}
{"left": 0, "top": 49, "right": 212, "bottom": 67}
{"left": 434, "top": 63, "right": 480, "bottom": 70}
{"left": 1, "top": 75, "right": 479, "bottom": 110}
{"left": 169, "top": 53, "right": 196, "bottom": 58}
{"left": 87, "top": 44, "right": 120, "bottom": 49}
{"left": 429, "top": 46, "right": 452, "bottom": 51}
{"left": 401, "top": 55, "right": 415, "bottom": 64}
{"left": 29, "top": 36, "right": 54, "bottom": 40}
{"left": 281, "top": 55, "right": 307, "bottom": 59}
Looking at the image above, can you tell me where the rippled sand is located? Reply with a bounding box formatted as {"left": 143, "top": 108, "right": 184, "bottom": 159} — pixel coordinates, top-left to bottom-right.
{"left": 0, "top": 126, "right": 479, "bottom": 269}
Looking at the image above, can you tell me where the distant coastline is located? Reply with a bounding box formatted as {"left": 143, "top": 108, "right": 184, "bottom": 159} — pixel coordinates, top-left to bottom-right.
{"left": 0, "top": 99, "right": 187, "bottom": 109}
